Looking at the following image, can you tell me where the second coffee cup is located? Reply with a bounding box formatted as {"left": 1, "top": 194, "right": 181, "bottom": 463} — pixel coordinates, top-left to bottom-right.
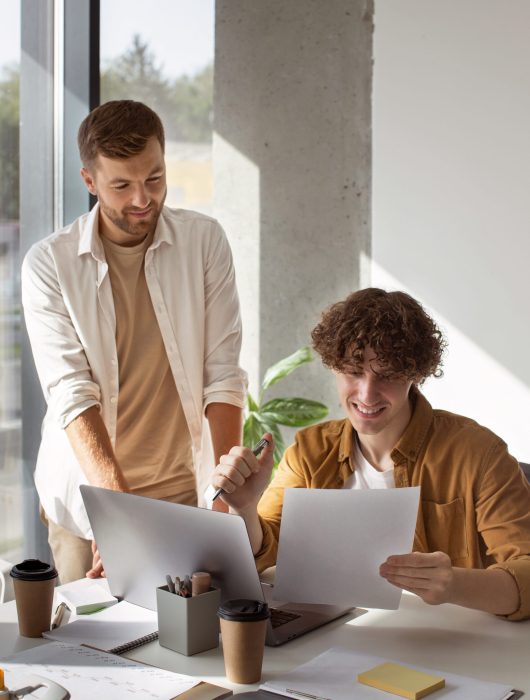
{"left": 218, "top": 599, "right": 270, "bottom": 684}
{"left": 10, "top": 559, "right": 58, "bottom": 638}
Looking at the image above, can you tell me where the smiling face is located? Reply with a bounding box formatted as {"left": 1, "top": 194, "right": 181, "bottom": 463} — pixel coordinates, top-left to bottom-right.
{"left": 81, "top": 136, "right": 167, "bottom": 246}
{"left": 335, "top": 347, "right": 414, "bottom": 443}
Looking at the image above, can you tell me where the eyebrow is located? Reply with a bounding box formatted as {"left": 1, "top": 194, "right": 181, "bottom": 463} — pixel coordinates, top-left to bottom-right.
{"left": 108, "top": 167, "right": 165, "bottom": 186}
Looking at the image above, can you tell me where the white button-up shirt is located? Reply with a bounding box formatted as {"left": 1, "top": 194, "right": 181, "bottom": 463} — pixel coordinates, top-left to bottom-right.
{"left": 22, "top": 204, "right": 247, "bottom": 538}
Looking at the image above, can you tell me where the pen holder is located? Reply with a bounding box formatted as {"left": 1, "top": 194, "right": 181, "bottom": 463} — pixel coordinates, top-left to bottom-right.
{"left": 156, "top": 584, "right": 221, "bottom": 656}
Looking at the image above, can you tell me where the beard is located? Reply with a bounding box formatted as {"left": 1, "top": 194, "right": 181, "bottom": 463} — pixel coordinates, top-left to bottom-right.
{"left": 98, "top": 188, "right": 166, "bottom": 239}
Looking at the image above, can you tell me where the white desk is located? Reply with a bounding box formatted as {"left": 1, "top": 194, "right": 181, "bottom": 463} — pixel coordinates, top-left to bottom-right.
{"left": 0, "top": 590, "right": 529, "bottom": 695}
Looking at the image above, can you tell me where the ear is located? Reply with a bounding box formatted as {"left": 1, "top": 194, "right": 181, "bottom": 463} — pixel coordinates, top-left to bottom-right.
{"left": 80, "top": 167, "right": 97, "bottom": 196}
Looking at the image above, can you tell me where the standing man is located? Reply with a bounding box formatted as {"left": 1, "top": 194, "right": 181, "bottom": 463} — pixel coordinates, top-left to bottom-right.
{"left": 22, "top": 100, "right": 246, "bottom": 583}
{"left": 212, "top": 288, "right": 530, "bottom": 620}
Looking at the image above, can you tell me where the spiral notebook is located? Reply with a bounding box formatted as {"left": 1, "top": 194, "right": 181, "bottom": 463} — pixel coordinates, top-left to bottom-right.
{"left": 43, "top": 600, "right": 158, "bottom": 654}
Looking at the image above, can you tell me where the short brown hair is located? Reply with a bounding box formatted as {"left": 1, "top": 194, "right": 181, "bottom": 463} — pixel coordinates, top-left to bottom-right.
{"left": 78, "top": 100, "right": 165, "bottom": 168}
{"left": 311, "top": 288, "right": 445, "bottom": 383}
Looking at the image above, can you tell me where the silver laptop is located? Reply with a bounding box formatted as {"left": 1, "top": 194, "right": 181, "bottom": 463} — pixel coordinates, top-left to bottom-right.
{"left": 80, "top": 486, "right": 353, "bottom": 646}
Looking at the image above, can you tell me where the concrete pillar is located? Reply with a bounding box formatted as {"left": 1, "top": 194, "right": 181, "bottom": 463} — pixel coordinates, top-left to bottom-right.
{"left": 214, "top": 0, "right": 373, "bottom": 416}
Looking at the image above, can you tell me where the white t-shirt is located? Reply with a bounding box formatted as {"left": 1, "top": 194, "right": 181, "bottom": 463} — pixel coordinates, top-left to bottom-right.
{"left": 343, "top": 437, "right": 395, "bottom": 489}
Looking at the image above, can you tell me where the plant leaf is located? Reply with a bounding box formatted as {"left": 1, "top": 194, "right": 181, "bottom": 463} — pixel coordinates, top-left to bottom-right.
{"left": 247, "top": 393, "right": 260, "bottom": 413}
{"left": 261, "top": 397, "right": 329, "bottom": 427}
{"left": 243, "top": 412, "right": 265, "bottom": 449}
{"left": 257, "top": 418, "right": 285, "bottom": 466}
{"left": 261, "top": 346, "right": 313, "bottom": 393}
{"left": 244, "top": 412, "right": 285, "bottom": 466}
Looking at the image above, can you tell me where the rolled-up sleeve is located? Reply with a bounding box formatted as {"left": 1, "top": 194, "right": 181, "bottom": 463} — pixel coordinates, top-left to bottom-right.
{"left": 476, "top": 441, "right": 530, "bottom": 621}
{"left": 202, "top": 222, "right": 247, "bottom": 411}
{"left": 21, "top": 244, "right": 101, "bottom": 427}
{"left": 255, "top": 441, "right": 309, "bottom": 572}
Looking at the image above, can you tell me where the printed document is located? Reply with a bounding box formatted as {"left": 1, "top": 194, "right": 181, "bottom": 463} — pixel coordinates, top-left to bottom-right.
{"left": 1, "top": 641, "right": 198, "bottom": 700}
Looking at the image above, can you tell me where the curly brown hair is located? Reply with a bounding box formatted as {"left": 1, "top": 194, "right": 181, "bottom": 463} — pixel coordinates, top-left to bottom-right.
{"left": 78, "top": 100, "right": 165, "bottom": 169}
{"left": 311, "top": 288, "right": 445, "bottom": 384}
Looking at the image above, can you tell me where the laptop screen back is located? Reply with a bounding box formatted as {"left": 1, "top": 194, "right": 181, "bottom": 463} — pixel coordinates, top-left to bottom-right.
{"left": 81, "top": 485, "right": 265, "bottom": 610}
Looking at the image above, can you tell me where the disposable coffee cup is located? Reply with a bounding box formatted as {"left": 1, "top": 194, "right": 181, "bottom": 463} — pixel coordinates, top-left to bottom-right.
{"left": 10, "top": 559, "right": 58, "bottom": 637}
{"left": 218, "top": 599, "right": 270, "bottom": 684}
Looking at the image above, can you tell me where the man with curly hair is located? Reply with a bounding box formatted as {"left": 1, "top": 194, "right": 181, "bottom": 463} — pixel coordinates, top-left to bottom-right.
{"left": 212, "top": 288, "right": 530, "bottom": 620}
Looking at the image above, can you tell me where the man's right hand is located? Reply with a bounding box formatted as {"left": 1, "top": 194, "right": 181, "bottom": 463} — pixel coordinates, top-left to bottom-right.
{"left": 212, "top": 434, "right": 274, "bottom": 513}
{"left": 86, "top": 540, "right": 105, "bottom": 578}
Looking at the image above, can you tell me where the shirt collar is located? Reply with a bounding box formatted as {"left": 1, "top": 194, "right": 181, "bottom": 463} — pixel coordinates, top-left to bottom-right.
{"left": 338, "top": 419, "right": 356, "bottom": 471}
{"left": 336, "top": 388, "right": 434, "bottom": 469}
{"left": 77, "top": 203, "right": 173, "bottom": 260}
{"left": 77, "top": 203, "right": 103, "bottom": 259}
{"left": 391, "top": 388, "right": 433, "bottom": 464}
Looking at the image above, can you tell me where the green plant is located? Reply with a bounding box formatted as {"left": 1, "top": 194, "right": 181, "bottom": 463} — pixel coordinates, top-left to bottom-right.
{"left": 243, "top": 346, "right": 329, "bottom": 466}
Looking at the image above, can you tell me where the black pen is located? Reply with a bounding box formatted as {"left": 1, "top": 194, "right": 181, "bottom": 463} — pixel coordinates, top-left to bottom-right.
{"left": 211, "top": 437, "right": 270, "bottom": 502}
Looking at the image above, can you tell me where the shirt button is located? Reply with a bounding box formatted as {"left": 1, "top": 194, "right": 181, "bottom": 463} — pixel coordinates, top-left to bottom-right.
{"left": 110, "top": 396, "right": 117, "bottom": 404}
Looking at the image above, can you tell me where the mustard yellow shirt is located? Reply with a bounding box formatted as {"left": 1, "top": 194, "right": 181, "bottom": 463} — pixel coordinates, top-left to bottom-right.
{"left": 256, "top": 391, "right": 530, "bottom": 621}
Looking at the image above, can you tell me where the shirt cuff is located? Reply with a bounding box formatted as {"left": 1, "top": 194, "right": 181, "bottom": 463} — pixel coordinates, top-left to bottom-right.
{"left": 203, "top": 484, "right": 217, "bottom": 510}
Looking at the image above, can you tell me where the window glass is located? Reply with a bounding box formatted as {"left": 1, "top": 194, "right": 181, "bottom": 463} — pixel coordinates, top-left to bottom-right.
{"left": 100, "top": 0, "right": 214, "bottom": 213}
{"left": 0, "top": 1, "right": 22, "bottom": 563}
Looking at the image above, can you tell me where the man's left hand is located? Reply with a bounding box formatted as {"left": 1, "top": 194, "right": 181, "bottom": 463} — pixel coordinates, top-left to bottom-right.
{"left": 379, "top": 551, "right": 454, "bottom": 605}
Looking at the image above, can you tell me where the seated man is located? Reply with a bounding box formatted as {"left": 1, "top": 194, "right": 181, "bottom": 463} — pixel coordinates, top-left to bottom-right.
{"left": 212, "top": 288, "right": 530, "bottom": 621}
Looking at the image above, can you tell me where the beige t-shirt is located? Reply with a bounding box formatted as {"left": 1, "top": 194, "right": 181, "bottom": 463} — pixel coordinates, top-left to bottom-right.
{"left": 101, "top": 233, "right": 196, "bottom": 505}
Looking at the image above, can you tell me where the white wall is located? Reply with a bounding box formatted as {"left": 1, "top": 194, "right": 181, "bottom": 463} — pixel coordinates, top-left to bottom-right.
{"left": 373, "top": 1, "right": 530, "bottom": 461}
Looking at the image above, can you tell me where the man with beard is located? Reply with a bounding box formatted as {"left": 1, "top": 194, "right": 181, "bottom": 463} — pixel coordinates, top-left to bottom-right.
{"left": 22, "top": 101, "right": 246, "bottom": 582}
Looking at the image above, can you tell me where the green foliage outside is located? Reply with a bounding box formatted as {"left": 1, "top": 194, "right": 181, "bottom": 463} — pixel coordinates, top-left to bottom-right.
{"left": 0, "top": 35, "right": 213, "bottom": 224}
{"left": 100, "top": 35, "right": 213, "bottom": 143}
{"left": 244, "top": 347, "right": 329, "bottom": 467}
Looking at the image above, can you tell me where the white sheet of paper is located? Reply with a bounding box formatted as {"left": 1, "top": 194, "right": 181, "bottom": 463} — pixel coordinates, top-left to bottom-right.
{"left": 273, "top": 486, "right": 421, "bottom": 608}
{"left": 1, "top": 641, "right": 197, "bottom": 700}
{"left": 260, "top": 647, "right": 513, "bottom": 700}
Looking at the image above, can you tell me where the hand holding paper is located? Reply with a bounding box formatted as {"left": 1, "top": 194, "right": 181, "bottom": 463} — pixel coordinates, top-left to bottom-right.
{"left": 379, "top": 551, "right": 455, "bottom": 605}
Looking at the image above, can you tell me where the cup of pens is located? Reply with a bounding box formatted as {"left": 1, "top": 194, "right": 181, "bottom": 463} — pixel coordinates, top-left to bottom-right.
{"left": 156, "top": 571, "right": 220, "bottom": 656}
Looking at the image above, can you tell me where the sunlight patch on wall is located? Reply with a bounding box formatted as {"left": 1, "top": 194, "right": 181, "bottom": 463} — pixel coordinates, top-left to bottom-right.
{"left": 365, "top": 253, "right": 530, "bottom": 462}
{"left": 213, "top": 132, "right": 261, "bottom": 395}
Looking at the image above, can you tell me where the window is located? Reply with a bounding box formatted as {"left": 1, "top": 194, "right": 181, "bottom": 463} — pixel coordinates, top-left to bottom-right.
{"left": 100, "top": 0, "right": 214, "bottom": 213}
{"left": 0, "top": 1, "right": 22, "bottom": 562}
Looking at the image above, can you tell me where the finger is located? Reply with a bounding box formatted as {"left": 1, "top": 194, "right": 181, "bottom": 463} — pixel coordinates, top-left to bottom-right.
{"left": 227, "top": 446, "right": 261, "bottom": 473}
{"left": 383, "top": 572, "right": 433, "bottom": 591}
{"left": 86, "top": 561, "right": 104, "bottom": 578}
{"left": 219, "top": 453, "right": 253, "bottom": 478}
{"left": 213, "top": 467, "right": 248, "bottom": 493}
{"left": 384, "top": 552, "right": 438, "bottom": 568}
{"left": 381, "top": 563, "right": 436, "bottom": 579}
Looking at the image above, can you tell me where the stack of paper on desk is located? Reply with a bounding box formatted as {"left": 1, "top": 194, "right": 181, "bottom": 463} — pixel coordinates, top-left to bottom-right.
{"left": 260, "top": 647, "right": 517, "bottom": 700}
{"left": 55, "top": 577, "right": 118, "bottom": 614}
{"left": 43, "top": 599, "right": 158, "bottom": 653}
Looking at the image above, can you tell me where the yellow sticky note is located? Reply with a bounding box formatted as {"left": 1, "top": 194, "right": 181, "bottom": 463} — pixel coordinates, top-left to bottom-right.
{"left": 358, "top": 662, "right": 445, "bottom": 700}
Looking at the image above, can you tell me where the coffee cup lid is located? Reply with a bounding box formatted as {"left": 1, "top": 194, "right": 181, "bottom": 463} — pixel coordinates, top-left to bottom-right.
{"left": 217, "top": 599, "right": 270, "bottom": 622}
{"left": 10, "top": 559, "right": 58, "bottom": 581}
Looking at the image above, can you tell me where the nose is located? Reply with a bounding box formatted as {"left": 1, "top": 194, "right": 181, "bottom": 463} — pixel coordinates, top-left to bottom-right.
{"left": 356, "top": 374, "right": 379, "bottom": 406}
{"left": 130, "top": 184, "right": 150, "bottom": 209}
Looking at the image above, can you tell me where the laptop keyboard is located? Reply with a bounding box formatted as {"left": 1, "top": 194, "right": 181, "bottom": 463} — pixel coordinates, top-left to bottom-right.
{"left": 270, "top": 607, "right": 302, "bottom": 629}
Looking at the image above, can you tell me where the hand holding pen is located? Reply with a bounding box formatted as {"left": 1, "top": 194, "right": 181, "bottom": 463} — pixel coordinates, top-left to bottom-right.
{"left": 211, "top": 434, "right": 274, "bottom": 511}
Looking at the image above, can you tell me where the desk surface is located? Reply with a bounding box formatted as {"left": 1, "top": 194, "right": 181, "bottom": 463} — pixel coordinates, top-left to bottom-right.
{"left": 1, "top": 589, "right": 529, "bottom": 694}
